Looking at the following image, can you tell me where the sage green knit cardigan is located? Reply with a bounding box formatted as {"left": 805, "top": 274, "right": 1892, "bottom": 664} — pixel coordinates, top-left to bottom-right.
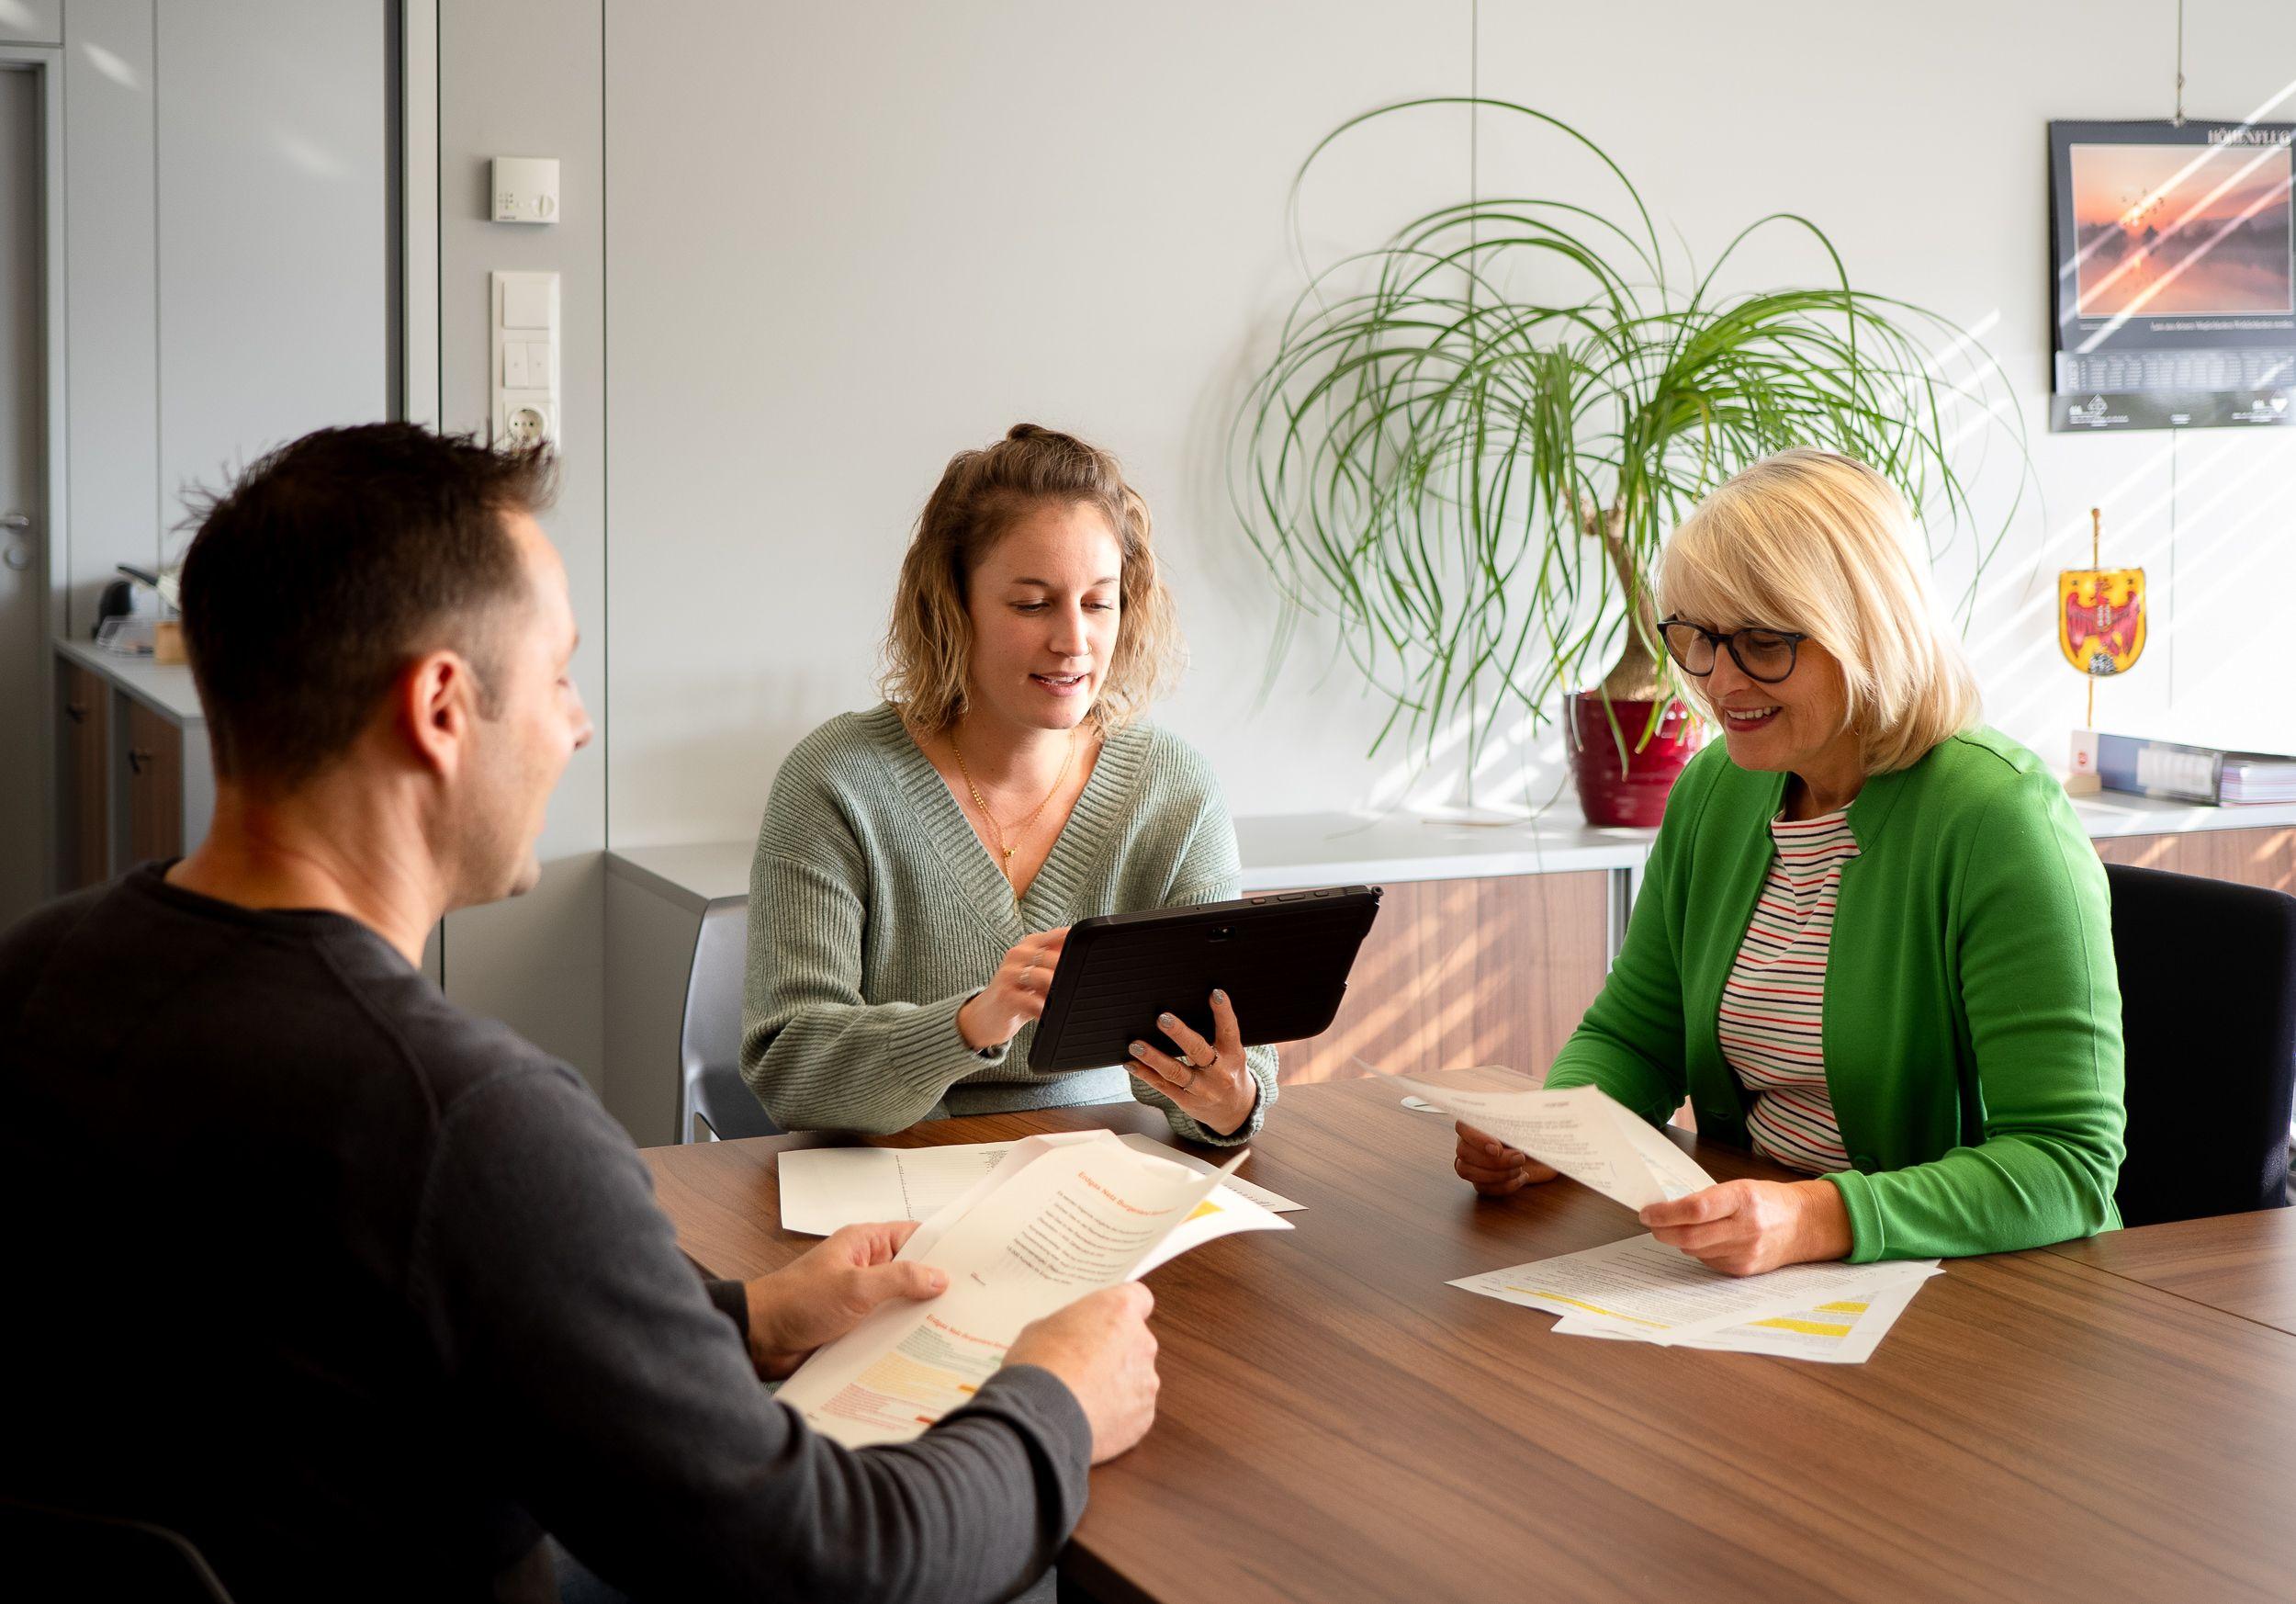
{"left": 742, "top": 703, "right": 1277, "bottom": 1144}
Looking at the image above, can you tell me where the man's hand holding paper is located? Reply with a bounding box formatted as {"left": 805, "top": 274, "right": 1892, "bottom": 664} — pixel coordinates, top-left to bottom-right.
{"left": 774, "top": 1131, "right": 1287, "bottom": 1449}
{"left": 1005, "top": 1282, "right": 1163, "bottom": 1463}
{"left": 740, "top": 1220, "right": 951, "bottom": 1379}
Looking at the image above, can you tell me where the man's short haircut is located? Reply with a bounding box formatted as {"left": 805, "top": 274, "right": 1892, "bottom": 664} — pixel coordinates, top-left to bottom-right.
{"left": 178, "top": 423, "right": 557, "bottom": 785}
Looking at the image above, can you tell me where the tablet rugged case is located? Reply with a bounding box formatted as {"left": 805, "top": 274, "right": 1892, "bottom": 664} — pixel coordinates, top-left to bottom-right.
{"left": 1026, "top": 886, "right": 1382, "bottom": 1073}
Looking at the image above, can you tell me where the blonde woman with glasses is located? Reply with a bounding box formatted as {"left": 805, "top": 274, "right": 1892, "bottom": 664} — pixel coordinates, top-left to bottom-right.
{"left": 742, "top": 424, "right": 1277, "bottom": 1144}
{"left": 1456, "top": 448, "right": 2126, "bottom": 1272}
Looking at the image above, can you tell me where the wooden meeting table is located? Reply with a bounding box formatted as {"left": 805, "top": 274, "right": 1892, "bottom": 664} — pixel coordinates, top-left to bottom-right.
{"left": 639, "top": 1075, "right": 2296, "bottom": 1603}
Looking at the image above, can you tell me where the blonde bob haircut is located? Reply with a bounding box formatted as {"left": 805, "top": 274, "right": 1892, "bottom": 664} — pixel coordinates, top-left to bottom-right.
{"left": 880, "top": 424, "right": 1182, "bottom": 736}
{"left": 1658, "top": 447, "right": 1981, "bottom": 776}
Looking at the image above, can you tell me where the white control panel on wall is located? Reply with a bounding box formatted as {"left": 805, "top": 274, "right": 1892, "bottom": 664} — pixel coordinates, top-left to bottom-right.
{"left": 491, "top": 156, "right": 561, "bottom": 224}
{"left": 490, "top": 270, "right": 560, "bottom": 450}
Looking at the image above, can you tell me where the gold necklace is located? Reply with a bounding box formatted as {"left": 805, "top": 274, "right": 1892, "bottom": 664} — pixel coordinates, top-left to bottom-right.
{"left": 950, "top": 725, "right": 1077, "bottom": 893}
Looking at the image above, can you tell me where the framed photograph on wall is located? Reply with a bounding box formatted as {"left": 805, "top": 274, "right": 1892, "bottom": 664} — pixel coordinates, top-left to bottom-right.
{"left": 2048, "top": 118, "right": 2296, "bottom": 433}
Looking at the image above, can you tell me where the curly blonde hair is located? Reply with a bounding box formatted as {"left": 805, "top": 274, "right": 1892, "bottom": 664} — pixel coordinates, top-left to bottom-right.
{"left": 881, "top": 424, "right": 1183, "bottom": 734}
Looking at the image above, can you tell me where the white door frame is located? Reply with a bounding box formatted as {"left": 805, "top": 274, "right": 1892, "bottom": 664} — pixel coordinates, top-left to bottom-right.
{"left": 400, "top": 0, "right": 446, "bottom": 986}
{"left": 401, "top": 0, "right": 439, "bottom": 429}
{"left": 1, "top": 43, "right": 65, "bottom": 901}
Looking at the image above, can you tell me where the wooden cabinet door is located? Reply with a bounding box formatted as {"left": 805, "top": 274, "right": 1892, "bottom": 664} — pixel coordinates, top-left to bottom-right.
{"left": 2094, "top": 828, "right": 2296, "bottom": 893}
{"left": 59, "top": 664, "right": 110, "bottom": 888}
{"left": 1267, "top": 872, "right": 1614, "bottom": 1085}
{"left": 123, "top": 700, "right": 185, "bottom": 866}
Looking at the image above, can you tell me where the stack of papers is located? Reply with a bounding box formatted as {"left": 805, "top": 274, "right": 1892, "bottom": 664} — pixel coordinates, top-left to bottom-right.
{"left": 776, "top": 1130, "right": 1293, "bottom": 1445}
{"left": 1452, "top": 1233, "right": 1940, "bottom": 1363}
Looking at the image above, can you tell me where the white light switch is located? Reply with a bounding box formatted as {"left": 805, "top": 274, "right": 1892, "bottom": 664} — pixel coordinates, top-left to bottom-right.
{"left": 501, "top": 278, "right": 552, "bottom": 331}
{"left": 490, "top": 271, "right": 560, "bottom": 450}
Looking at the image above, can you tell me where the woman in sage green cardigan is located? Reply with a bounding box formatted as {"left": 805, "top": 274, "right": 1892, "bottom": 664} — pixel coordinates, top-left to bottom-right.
{"left": 1457, "top": 450, "right": 2125, "bottom": 1269}
{"left": 743, "top": 425, "right": 1277, "bottom": 1146}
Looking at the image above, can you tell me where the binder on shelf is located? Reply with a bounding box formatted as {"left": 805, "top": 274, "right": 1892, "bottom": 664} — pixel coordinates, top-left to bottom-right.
{"left": 2083, "top": 730, "right": 2296, "bottom": 806}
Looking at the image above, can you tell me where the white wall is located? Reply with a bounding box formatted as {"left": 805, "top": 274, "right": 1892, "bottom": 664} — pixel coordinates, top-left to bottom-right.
{"left": 433, "top": 0, "right": 609, "bottom": 1086}
{"left": 62, "top": 0, "right": 159, "bottom": 639}
{"left": 62, "top": 0, "right": 387, "bottom": 636}
{"left": 1474, "top": 0, "right": 2296, "bottom": 784}
{"left": 602, "top": 0, "right": 1469, "bottom": 841}
{"left": 600, "top": 0, "right": 2296, "bottom": 843}
{"left": 154, "top": 3, "right": 388, "bottom": 539}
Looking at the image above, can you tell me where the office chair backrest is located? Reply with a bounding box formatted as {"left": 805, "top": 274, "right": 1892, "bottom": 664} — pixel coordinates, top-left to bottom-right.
{"left": 2104, "top": 862, "right": 2296, "bottom": 1226}
{"left": 0, "top": 1497, "right": 237, "bottom": 1602}
{"left": 677, "top": 900, "right": 779, "bottom": 1141}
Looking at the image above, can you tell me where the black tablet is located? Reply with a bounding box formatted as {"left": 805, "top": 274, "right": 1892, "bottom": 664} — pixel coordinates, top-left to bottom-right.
{"left": 1027, "top": 886, "right": 1383, "bottom": 1073}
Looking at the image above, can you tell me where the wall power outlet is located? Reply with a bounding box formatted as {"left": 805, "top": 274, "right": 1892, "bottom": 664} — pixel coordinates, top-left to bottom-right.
{"left": 490, "top": 270, "right": 560, "bottom": 451}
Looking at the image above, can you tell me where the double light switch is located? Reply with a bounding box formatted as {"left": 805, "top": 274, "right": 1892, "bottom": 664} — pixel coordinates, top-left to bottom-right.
{"left": 491, "top": 270, "right": 560, "bottom": 449}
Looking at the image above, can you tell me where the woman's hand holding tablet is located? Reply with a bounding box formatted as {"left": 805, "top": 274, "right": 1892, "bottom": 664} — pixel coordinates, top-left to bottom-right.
{"left": 1126, "top": 989, "right": 1257, "bottom": 1136}
{"left": 1028, "top": 887, "right": 1382, "bottom": 1091}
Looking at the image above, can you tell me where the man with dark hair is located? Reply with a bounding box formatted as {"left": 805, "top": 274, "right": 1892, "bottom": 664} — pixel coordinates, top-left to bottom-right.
{"left": 0, "top": 424, "right": 1158, "bottom": 1603}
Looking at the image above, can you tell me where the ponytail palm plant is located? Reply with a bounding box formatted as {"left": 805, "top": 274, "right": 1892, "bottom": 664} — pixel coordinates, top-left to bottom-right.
{"left": 1231, "top": 97, "right": 2025, "bottom": 779}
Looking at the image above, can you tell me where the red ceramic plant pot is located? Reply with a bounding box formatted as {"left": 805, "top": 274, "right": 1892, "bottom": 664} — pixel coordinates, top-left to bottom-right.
{"left": 1568, "top": 693, "right": 1702, "bottom": 828}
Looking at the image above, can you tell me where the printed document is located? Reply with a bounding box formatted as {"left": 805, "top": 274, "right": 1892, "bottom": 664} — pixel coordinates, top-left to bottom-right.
{"left": 1378, "top": 1067, "right": 1716, "bottom": 1212}
{"left": 1554, "top": 1274, "right": 1929, "bottom": 1363}
{"left": 1452, "top": 1232, "right": 1938, "bottom": 1349}
{"left": 776, "top": 1131, "right": 1290, "bottom": 1447}
{"left": 779, "top": 1134, "right": 1302, "bottom": 1237}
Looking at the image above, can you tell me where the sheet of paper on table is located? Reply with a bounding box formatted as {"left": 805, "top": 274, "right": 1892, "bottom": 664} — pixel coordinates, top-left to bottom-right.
{"left": 1451, "top": 1231, "right": 1939, "bottom": 1350}
{"left": 1374, "top": 1067, "right": 1717, "bottom": 1212}
{"left": 1553, "top": 1272, "right": 1930, "bottom": 1363}
{"left": 777, "top": 1130, "right": 1290, "bottom": 1447}
{"left": 778, "top": 1132, "right": 1304, "bottom": 1237}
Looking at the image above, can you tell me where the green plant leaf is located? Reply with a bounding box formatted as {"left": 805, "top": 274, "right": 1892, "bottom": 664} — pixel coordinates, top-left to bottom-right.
{"left": 1229, "top": 97, "right": 2032, "bottom": 773}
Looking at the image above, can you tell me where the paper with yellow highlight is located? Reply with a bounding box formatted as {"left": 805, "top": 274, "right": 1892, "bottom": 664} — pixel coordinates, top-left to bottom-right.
{"left": 776, "top": 1132, "right": 1290, "bottom": 1446}
{"left": 1559, "top": 1276, "right": 1930, "bottom": 1363}
{"left": 1451, "top": 1233, "right": 1938, "bottom": 1364}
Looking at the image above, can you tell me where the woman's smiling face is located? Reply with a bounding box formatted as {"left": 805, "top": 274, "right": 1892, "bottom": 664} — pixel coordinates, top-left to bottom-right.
{"left": 962, "top": 498, "right": 1124, "bottom": 735}
{"left": 1682, "top": 620, "right": 1858, "bottom": 785}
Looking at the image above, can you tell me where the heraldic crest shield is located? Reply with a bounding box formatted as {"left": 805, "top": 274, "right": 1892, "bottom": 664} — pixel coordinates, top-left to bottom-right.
{"left": 2058, "top": 566, "right": 2146, "bottom": 677}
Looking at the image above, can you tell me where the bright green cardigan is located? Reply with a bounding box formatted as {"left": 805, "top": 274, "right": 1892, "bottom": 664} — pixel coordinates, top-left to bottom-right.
{"left": 1547, "top": 728, "right": 2126, "bottom": 1262}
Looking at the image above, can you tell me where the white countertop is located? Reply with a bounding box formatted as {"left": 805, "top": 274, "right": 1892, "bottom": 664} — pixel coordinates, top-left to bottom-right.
{"left": 1231, "top": 809, "right": 1653, "bottom": 886}
{"left": 607, "top": 785, "right": 2296, "bottom": 913}
{"left": 55, "top": 638, "right": 206, "bottom": 725}
{"left": 604, "top": 806, "right": 1653, "bottom": 915}
{"left": 607, "top": 841, "right": 758, "bottom": 910}
{"left": 2065, "top": 788, "right": 2296, "bottom": 837}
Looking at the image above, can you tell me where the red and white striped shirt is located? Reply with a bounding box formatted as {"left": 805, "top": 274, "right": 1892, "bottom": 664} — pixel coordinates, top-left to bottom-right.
{"left": 1716, "top": 808, "right": 1857, "bottom": 1174}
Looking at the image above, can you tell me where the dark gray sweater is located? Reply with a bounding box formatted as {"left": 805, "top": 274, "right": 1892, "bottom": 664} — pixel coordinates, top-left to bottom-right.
{"left": 0, "top": 865, "right": 1089, "bottom": 1602}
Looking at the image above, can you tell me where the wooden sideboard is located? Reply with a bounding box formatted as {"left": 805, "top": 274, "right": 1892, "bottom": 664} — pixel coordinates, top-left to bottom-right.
{"left": 52, "top": 639, "right": 212, "bottom": 893}
{"left": 2092, "top": 824, "right": 2296, "bottom": 890}
{"left": 1265, "top": 870, "right": 1612, "bottom": 1084}
{"left": 604, "top": 794, "right": 2296, "bottom": 1144}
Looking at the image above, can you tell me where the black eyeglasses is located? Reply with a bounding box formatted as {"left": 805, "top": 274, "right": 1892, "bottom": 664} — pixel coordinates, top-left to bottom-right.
{"left": 1659, "top": 616, "right": 1808, "bottom": 684}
